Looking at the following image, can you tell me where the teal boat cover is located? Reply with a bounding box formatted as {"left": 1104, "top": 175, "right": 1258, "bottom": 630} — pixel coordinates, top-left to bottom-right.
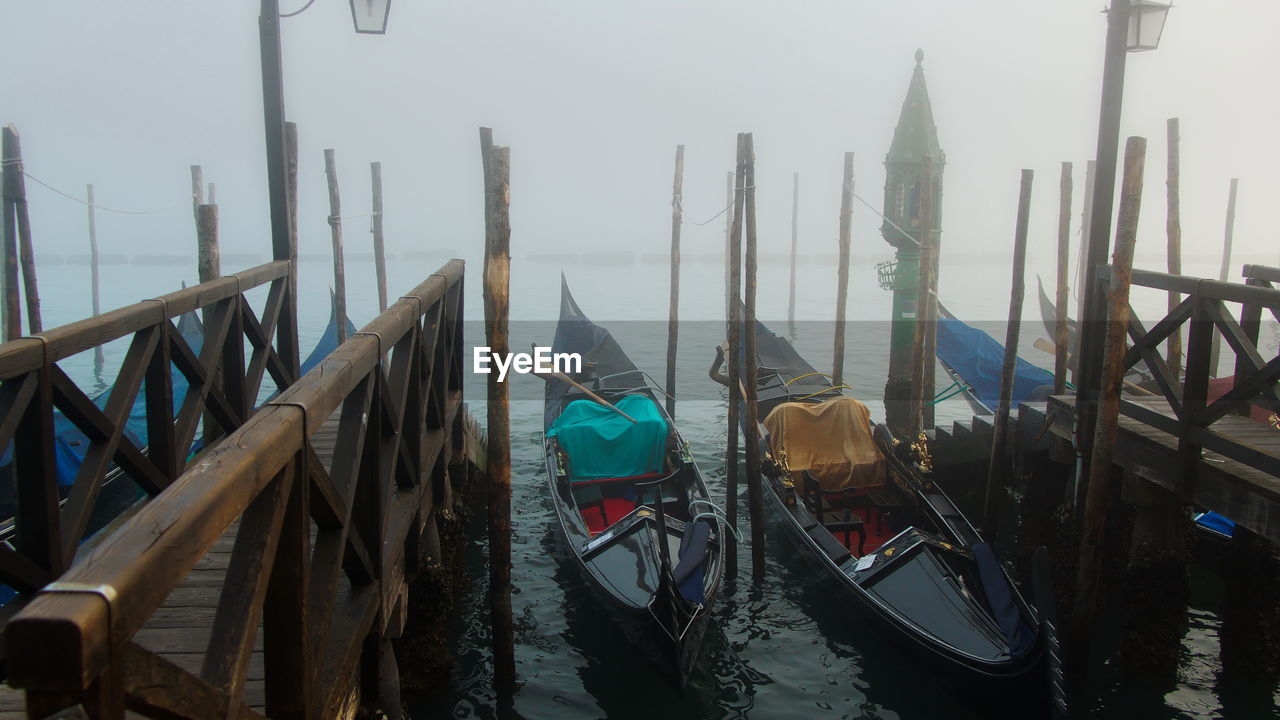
{"left": 548, "top": 395, "right": 668, "bottom": 481}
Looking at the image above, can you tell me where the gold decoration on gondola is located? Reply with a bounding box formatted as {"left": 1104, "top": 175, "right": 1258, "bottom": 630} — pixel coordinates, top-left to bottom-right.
{"left": 766, "top": 447, "right": 794, "bottom": 487}
{"left": 1269, "top": 413, "right": 1279, "bottom": 431}
{"left": 911, "top": 432, "right": 933, "bottom": 474}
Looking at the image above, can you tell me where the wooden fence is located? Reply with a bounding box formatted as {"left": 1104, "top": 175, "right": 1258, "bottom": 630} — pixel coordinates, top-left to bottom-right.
{"left": 1109, "top": 263, "right": 1280, "bottom": 498}
{"left": 3, "top": 259, "right": 465, "bottom": 719}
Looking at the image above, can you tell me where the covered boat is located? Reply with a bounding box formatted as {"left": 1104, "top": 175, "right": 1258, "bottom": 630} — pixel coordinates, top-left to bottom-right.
{"left": 935, "top": 301, "right": 1056, "bottom": 415}
{"left": 710, "top": 319, "right": 1043, "bottom": 686}
{"left": 544, "top": 279, "right": 725, "bottom": 687}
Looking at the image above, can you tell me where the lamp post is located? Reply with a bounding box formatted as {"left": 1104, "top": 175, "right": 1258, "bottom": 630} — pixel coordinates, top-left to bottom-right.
{"left": 258, "top": 0, "right": 392, "bottom": 379}
{"left": 1073, "top": 0, "right": 1170, "bottom": 508}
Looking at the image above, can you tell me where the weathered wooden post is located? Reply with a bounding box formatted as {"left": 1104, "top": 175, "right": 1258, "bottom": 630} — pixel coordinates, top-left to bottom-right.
{"left": 1072, "top": 136, "right": 1147, "bottom": 669}
{"left": 920, "top": 157, "right": 938, "bottom": 431}
{"left": 983, "top": 169, "right": 1034, "bottom": 535}
{"left": 1072, "top": 160, "right": 1097, "bottom": 386}
{"left": 197, "top": 205, "right": 221, "bottom": 284}
{"left": 906, "top": 156, "right": 936, "bottom": 440}
{"left": 788, "top": 172, "right": 799, "bottom": 329}
{"left": 0, "top": 127, "right": 16, "bottom": 340}
{"left": 324, "top": 148, "right": 349, "bottom": 344}
{"left": 480, "top": 127, "right": 516, "bottom": 690}
{"left": 833, "top": 153, "right": 854, "bottom": 386}
{"left": 197, "top": 202, "right": 220, "bottom": 446}
{"left": 1118, "top": 472, "right": 1189, "bottom": 681}
{"left": 1165, "top": 118, "right": 1182, "bottom": 380}
{"left": 86, "top": 184, "right": 104, "bottom": 379}
{"left": 281, "top": 121, "right": 301, "bottom": 378}
{"left": 742, "top": 133, "right": 765, "bottom": 581}
{"left": 191, "top": 164, "right": 204, "bottom": 220}
{"left": 725, "top": 135, "right": 747, "bottom": 580}
{"left": 207, "top": 182, "right": 216, "bottom": 204}
{"left": 3, "top": 126, "right": 41, "bottom": 334}
{"left": 1209, "top": 177, "right": 1238, "bottom": 378}
{"left": 724, "top": 170, "right": 733, "bottom": 319}
{"left": 371, "top": 161, "right": 388, "bottom": 313}
{"left": 665, "top": 145, "right": 684, "bottom": 418}
{"left": 1220, "top": 528, "right": 1280, "bottom": 697}
{"left": 1054, "top": 163, "right": 1073, "bottom": 394}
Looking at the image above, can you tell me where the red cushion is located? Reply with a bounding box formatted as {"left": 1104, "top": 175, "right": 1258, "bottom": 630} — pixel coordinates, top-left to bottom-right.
{"left": 581, "top": 497, "right": 640, "bottom": 535}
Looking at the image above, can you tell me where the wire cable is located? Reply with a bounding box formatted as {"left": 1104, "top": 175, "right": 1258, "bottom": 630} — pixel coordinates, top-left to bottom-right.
{"left": 279, "top": 0, "right": 318, "bottom": 18}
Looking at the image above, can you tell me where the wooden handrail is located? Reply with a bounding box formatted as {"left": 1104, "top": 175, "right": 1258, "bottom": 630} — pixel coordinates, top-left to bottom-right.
{"left": 1243, "top": 264, "right": 1280, "bottom": 285}
{"left": 6, "top": 259, "right": 464, "bottom": 703}
{"left": 0, "top": 260, "right": 289, "bottom": 381}
{"left": 1120, "top": 267, "right": 1280, "bottom": 309}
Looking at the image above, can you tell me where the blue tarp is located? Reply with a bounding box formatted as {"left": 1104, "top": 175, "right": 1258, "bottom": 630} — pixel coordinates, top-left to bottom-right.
{"left": 548, "top": 396, "right": 668, "bottom": 481}
{"left": 935, "top": 317, "right": 1055, "bottom": 410}
{"left": 1195, "top": 511, "right": 1236, "bottom": 538}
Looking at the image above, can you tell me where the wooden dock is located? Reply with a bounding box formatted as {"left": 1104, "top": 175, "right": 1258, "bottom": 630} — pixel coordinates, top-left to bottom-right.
{"left": 0, "top": 259, "right": 472, "bottom": 719}
{"left": 1044, "top": 394, "right": 1280, "bottom": 541}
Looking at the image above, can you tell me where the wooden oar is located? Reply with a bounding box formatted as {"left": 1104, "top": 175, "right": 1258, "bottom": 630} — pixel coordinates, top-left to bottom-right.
{"left": 1033, "top": 337, "right": 1156, "bottom": 396}
{"left": 530, "top": 344, "right": 637, "bottom": 423}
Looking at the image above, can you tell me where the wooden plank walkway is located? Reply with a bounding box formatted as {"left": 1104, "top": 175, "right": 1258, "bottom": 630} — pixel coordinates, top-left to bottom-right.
{"left": 1044, "top": 394, "right": 1280, "bottom": 542}
{"left": 0, "top": 412, "right": 350, "bottom": 718}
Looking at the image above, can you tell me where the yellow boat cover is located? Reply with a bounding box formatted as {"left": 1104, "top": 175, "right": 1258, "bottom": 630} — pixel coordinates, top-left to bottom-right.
{"left": 763, "top": 396, "right": 886, "bottom": 492}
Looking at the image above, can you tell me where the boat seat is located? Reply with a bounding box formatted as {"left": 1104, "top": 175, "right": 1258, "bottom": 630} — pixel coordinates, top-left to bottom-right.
{"left": 806, "top": 522, "right": 853, "bottom": 565}
{"left": 826, "top": 519, "right": 865, "bottom": 557}
{"left": 573, "top": 472, "right": 662, "bottom": 536}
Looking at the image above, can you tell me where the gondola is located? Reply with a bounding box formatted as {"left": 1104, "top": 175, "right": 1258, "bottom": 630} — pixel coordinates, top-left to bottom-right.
{"left": 1036, "top": 276, "right": 1079, "bottom": 364}
{"left": 934, "top": 301, "right": 1056, "bottom": 415}
{"left": 543, "top": 279, "right": 725, "bottom": 687}
{"left": 709, "top": 319, "right": 1043, "bottom": 688}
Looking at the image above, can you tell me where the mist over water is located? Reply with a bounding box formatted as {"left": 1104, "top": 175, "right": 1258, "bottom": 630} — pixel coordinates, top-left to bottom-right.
{"left": 27, "top": 236, "right": 1278, "bottom": 718}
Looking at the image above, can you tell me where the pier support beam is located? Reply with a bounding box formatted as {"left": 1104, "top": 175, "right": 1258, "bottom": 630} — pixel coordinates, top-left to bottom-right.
{"left": 1117, "top": 477, "right": 1188, "bottom": 683}
{"left": 1220, "top": 528, "right": 1280, "bottom": 701}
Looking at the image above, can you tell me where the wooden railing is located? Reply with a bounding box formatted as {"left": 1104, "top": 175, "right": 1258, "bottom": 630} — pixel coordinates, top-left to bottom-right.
{"left": 0, "top": 260, "right": 294, "bottom": 627}
{"left": 5, "top": 260, "right": 465, "bottom": 719}
{"left": 1106, "top": 263, "right": 1280, "bottom": 496}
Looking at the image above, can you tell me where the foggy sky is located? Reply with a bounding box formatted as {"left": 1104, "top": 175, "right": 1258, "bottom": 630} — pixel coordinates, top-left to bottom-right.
{"left": 4, "top": 1, "right": 1278, "bottom": 306}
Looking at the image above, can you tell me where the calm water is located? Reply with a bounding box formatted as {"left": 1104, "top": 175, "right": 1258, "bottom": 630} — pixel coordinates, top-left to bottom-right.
{"left": 30, "top": 248, "right": 1280, "bottom": 720}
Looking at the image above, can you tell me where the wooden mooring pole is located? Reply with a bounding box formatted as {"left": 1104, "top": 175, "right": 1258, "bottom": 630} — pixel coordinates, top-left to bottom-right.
{"left": 324, "top": 148, "right": 349, "bottom": 344}
{"left": 983, "top": 168, "right": 1034, "bottom": 536}
{"left": 906, "top": 156, "right": 935, "bottom": 440}
{"left": 724, "top": 170, "right": 733, "bottom": 320}
{"left": 920, "top": 157, "right": 938, "bottom": 432}
{"left": 86, "top": 184, "right": 104, "bottom": 380}
{"left": 1, "top": 127, "right": 17, "bottom": 340}
{"left": 191, "top": 164, "right": 204, "bottom": 220}
{"left": 1209, "top": 177, "right": 1238, "bottom": 379}
{"left": 742, "top": 133, "right": 765, "bottom": 582}
{"left": 665, "top": 145, "right": 684, "bottom": 418}
{"left": 1165, "top": 118, "right": 1183, "bottom": 380}
{"left": 725, "top": 135, "right": 747, "bottom": 580}
{"left": 833, "top": 153, "right": 854, "bottom": 387}
{"left": 282, "top": 121, "right": 301, "bottom": 377}
{"left": 1072, "top": 136, "right": 1147, "bottom": 670}
{"left": 197, "top": 204, "right": 221, "bottom": 284}
{"left": 1054, "top": 162, "right": 1073, "bottom": 395}
{"left": 3, "top": 126, "right": 41, "bottom": 334}
{"left": 371, "top": 161, "right": 388, "bottom": 313}
{"left": 480, "top": 127, "right": 516, "bottom": 690}
{"left": 788, "top": 171, "right": 799, "bottom": 330}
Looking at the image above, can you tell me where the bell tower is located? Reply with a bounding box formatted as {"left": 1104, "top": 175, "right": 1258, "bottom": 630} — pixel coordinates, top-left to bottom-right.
{"left": 880, "top": 49, "right": 945, "bottom": 435}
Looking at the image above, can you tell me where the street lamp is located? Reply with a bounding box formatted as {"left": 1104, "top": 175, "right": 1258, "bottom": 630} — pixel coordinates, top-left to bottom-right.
{"left": 1127, "top": 0, "right": 1171, "bottom": 52}
{"left": 350, "top": 0, "right": 392, "bottom": 35}
{"left": 1073, "top": 0, "right": 1172, "bottom": 509}
{"left": 259, "top": 0, "right": 392, "bottom": 378}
